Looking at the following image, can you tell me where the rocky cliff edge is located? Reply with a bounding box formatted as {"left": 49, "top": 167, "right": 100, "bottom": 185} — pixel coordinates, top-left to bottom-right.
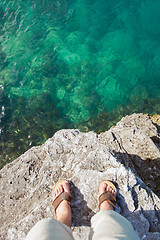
{"left": 0, "top": 113, "right": 160, "bottom": 240}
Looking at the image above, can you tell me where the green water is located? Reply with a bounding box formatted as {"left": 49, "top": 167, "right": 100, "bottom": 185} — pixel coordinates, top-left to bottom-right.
{"left": 0, "top": 0, "right": 160, "bottom": 168}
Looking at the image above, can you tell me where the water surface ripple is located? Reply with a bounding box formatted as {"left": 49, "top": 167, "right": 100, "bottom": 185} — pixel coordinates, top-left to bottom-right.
{"left": 0, "top": 0, "right": 160, "bottom": 167}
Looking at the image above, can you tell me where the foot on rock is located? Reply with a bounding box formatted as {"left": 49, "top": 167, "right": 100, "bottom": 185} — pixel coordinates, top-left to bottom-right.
{"left": 99, "top": 181, "right": 116, "bottom": 211}
{"left": 52, "top": 181, "right": 72, "bottom": 227}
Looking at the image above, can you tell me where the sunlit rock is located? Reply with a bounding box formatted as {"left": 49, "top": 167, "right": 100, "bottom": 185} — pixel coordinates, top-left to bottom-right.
{"left": 0, "top": 114, "right": 160, "bottom": 240}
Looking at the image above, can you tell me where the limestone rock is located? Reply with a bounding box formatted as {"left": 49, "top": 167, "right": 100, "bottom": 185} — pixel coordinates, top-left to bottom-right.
{"left": 99, "top": 113, "right": 160, "bottom": 196}
{"left": 0, "top": 113, "right": 160, "bottom": 240}
{"left": 150, "top": 114, "right": 160, "bottom": 126}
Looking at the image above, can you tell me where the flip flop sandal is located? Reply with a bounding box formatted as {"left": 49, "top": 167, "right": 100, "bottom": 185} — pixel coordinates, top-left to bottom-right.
{"left": 52, "top": 180, "right": 72, "bottom": 217}
{"left": 98, "top": 180, "right": 117, "bottom": 210}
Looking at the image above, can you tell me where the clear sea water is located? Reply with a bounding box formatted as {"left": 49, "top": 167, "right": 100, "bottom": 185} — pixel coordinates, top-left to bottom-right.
{"left": 0, "top": 0, "right": 160, "bottom": 168}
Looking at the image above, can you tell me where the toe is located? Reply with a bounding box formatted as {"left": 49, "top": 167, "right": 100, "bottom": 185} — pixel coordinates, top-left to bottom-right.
{"left": 63, "top": 182, "right": 70, "bottom": 195}
{"left": 53, "top": 184, "right": 64, "bottom": 200}
{"left": 99, "top": 181, "right": 107, "bottom": 195}
{"left": 59, "top": 185, "right": 63, "bottom": 193}
{"left": 57, "top": 186, "right": 61, "bottom": 195}
{"left": 99, "top": 181, "right": 116, "bottom": 197}
{"left": 56, "top": 188, "right": 59, "bottom": 196}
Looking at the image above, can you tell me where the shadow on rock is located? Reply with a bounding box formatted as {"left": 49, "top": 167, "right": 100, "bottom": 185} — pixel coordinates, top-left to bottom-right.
{"left": 111, "top": 151, "right": 160, "bottom": 197}
{"left": 69, "top": 181, "right": 95, "bottom": 227}
{"left": 117, "top": 191, "right": 160, "bottom": 238}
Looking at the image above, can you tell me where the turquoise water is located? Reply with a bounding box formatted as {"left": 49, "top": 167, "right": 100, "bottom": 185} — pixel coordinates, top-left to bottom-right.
{"left": 0, "top": 0, "right": 160, "bottom": 167}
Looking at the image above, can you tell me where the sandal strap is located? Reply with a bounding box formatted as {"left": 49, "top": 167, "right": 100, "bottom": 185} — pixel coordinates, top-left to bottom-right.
{"left": 53, "top": 192, "right": 71, "bottom": 212}
{"left": 99, "top": 192, "right": 116, "bottom": 210}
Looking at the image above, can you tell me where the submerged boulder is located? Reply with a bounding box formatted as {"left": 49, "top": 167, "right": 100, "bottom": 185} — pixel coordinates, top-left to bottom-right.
{"left": 0, "top": 113, "right": 160, "bottom": 240}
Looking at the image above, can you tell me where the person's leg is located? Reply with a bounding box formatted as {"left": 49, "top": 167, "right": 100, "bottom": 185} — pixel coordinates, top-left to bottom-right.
{"left": 25, "top": 218, "right": 73, "bottom": 240}
{"left": 89, "top": 181, "right": 140, "bottom": 240}
{"left": 25, "top": 181, "right": 74, "bottom": 240}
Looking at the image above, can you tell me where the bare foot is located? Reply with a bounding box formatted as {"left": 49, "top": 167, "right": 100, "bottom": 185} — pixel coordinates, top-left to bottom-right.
{"left": 99, "top": 181, "right": 116, "bottom": 211}
{"left": 52, "top": 182, "right": 72, "bottom": 227}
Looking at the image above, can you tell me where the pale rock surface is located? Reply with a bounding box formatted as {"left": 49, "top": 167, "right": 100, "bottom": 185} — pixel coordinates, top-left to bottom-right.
{"left": 0, "top": 113, "right": 160, "bottom": 240}
{"left": 99, "top": 113, "right": 160, "bottom": 196}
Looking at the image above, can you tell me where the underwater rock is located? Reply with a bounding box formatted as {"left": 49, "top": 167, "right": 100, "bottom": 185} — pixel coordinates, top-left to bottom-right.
{"left": 0, "top": 113, "right": 160, "bottom": 240}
